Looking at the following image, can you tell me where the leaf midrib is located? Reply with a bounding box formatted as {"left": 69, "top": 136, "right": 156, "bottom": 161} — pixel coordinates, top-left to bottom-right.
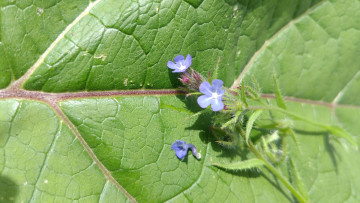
{"left": 1, "top": 89, "right": 358, "bottom": 109}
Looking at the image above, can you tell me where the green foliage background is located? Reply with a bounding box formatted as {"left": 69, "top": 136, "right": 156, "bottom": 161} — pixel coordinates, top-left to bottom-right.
{"left": 0, "top": 0, "right": 359, "bottom": 202}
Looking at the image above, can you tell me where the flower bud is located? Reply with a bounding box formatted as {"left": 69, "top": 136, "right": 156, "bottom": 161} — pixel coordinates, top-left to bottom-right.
{"left": 178, "top": 68, "right": 206, "bottom": 92}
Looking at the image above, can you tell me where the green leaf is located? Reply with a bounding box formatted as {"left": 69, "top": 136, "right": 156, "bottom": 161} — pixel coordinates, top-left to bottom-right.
{"left": 0, "top": 100, "right": 130, "bottom": 202}
{"left": 324, "top": 126, "right": 358, "bottom": 149}
{"left": 1, "top": 0, "right": 360, "bottom": 202}
{"left": 273, "top": 75, "right": 287, "bottom": 109}
{"left": 213, "top": 159, "right": 265, "bottom": 171}
{"left": 1, "top": 0, "right": 90, "bottom": 80}
{"left": 241, "top": 81, "right": 248, "bottom": 107}
{"left": 245, "top": 110, "right": 263, "bottom": 143}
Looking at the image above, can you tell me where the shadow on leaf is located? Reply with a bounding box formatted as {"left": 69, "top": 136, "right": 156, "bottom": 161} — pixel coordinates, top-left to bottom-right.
{"left": 294, "top": 129, "right": 340, "bottom": 171}
{"left": 323, "top": 133, "right": 339, "bottom": 173}
{"left": 0, "top": 176, "right": 19, "bottom": 202}
{"left": 215, "top": 166, "right": 262, "bottom": 178}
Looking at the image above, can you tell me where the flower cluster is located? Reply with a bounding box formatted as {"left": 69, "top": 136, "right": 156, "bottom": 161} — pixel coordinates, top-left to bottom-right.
{"left": 178, "top": 68, "right": 206, "bottom": 92}
{"left": 167, "top": 54, "right": 227, "bottom": 160}
{"left": 165, "top": 53, "right": 355, "bottom": 203}
{"left": 167, "top": 54, "right": 225, "bottom": 112}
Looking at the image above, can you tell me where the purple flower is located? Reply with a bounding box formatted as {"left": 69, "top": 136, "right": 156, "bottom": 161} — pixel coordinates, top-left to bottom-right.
{"left": 171, "top": 140, "right": 201, "bottom": 160}
{"left": 197, "top": 79, "right": 225, "bottom": 111}
{"left": 167, "top": 54, "right": 192, "bottom": 73}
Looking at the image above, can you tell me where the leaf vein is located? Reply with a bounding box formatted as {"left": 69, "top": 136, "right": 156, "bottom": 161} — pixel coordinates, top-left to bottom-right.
{"left": 332, "top": 70, "right": 360, "bottom": 104}
{"left": 10, "top": 0, "right": 103, "bottom": 89}
{"left": 231, "top": 0, "right": 328, "bottom": 89}
{"left": 29, "top": 121, "right": 61, "bottom": 202}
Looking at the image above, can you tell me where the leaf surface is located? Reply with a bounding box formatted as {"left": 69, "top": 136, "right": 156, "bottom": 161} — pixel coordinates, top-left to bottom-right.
{"left": 1, "top": 0, "right": 360, "bottom": 202}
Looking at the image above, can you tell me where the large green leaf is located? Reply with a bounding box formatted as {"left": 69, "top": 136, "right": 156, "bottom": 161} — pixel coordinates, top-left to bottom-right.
{"left": 1, "top": 0, "right": 359, "bottom": 202}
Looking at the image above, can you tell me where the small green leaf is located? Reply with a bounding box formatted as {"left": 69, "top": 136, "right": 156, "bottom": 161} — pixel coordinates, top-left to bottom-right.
{"left": 210, "top": 126, "right": 238, "bottom": 148}
{"left": 252, "top": 76, "right": 261, "bottom": 93}
{"left": 325, "top": 126, "right": 358, "bottom": 149}
{"left": 221, "top": 110, "right": 241, "bottom": 129}
{"left": 261, "top": 137, "right": 279, "bottom": 164}
{"left": 213, "top": 57, "right": 221, "bottom": 80}
{"left": 212, "top": 159, "right": 265, "bottom": 171}
{"left": 245, "top": 110, "right": 263, "bottom": 144}
{"left": 241, "top": 81, "right": 249, "bottom": 107}
{"left": 273, "top": 75, "right": 287, "bottom": 109}
{"left": 245, "top": 85, "right": 260, "bottom": 100}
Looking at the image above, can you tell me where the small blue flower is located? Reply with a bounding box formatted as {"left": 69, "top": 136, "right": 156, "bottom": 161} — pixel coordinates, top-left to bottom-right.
{"left": 171, "top": 140, "right": 201, "bottom": 160}
{"left": 197, "top": 79, "right": 225, "bottom": 111}
{"left": 167, "top": 54, "right": 192, "bottom": 73}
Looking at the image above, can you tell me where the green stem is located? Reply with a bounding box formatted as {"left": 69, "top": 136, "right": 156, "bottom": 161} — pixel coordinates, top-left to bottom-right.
{"left": 248, "top": 105, "right": 328, "bottom": 128}
{"left": 247, "top": 141, "right": 308, "bottom": 203}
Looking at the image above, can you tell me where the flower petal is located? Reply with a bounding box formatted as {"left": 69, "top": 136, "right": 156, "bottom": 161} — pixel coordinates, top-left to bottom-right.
{"left": 219, "top": 89, "right": 225, "bottom": 96}
{"left": 174, "top": 55, "right": 184, "bottom": 63}
{"left": 167, "top": 61, "right": 178, "bottom": 70}
{"left": 175, "top": 148, "right": 188, "bottom": 159}
{"left": 212, "top": 79, "right": 224, "bottom": 93}
{"left": 171, "top": 140, "right": 186, "bottom": 150}
{"left": 211, "top": 97, "right": 224, "bottom": 111}
{"left": 187, "top": 144, "right": 197, "bottom": 155}
{"left": 199, "top": 81, "right": 212, "bottom": 95}
{"left": 172, "top": 69, "right": 186, "bottom": 73}
{"left": 197, "top": 95, "right": 212, "bottom": 108}
{"left": 185, "top": 54, "right": 192, "bottom": 67}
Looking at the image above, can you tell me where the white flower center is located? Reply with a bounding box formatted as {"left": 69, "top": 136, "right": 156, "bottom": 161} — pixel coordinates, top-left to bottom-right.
{"left": 211, "top": 92, "right": 219, "bottom": 99}
{"left": 179, "top": 65, "right": 186, "bottom": 70}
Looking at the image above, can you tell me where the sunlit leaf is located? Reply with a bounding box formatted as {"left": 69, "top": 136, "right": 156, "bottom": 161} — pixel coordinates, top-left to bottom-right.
{"left": 1, "top": 0, "right": 360, "bottom": 202}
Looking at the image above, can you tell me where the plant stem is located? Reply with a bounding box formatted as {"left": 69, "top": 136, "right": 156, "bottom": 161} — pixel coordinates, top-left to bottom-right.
{"left": 248, "top": 105, "right": 327, "bottom": 128}
{"left": 247, "top": 140, "right": 308, "bottom": 203}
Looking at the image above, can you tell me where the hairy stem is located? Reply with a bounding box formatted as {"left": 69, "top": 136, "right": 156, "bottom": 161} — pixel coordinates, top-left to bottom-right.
{"left": 248, "top": 105, "right": 328, "bottom": 128}
{"left": 247, "top": 141, "right": 308, "bottom": 203}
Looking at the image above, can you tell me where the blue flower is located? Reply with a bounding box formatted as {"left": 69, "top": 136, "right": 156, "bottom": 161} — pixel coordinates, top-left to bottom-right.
{"left": 167, "top": 54, "right": 192, "bottom": 73}
{"left": 171, "top": 140, "right": 201, "bottom": 160}
{"left": 197, "top": 79, "right": 225, "bottom": 111}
